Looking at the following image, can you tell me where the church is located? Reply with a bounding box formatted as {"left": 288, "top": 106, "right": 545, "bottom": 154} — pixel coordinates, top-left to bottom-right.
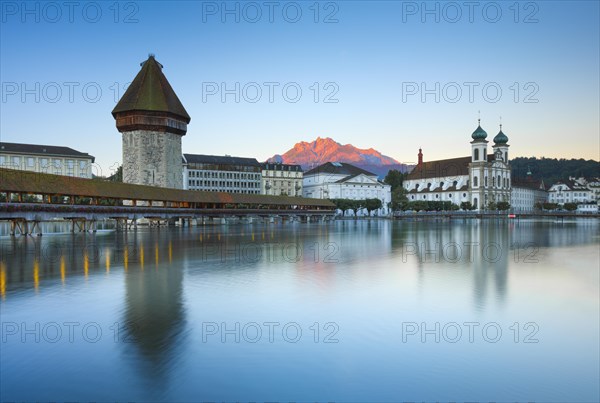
{"left": 403, "top": 120, "right": 511, "bottom": 210}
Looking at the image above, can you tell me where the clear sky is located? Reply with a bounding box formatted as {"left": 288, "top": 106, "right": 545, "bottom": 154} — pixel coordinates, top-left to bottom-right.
{"left": 1, "top": 1, "right": 599, "bottom": 172}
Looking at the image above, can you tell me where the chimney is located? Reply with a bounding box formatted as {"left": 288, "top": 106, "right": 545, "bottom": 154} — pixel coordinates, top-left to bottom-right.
{"left": 418, "top": 148, "right": 423, "bottom": 166}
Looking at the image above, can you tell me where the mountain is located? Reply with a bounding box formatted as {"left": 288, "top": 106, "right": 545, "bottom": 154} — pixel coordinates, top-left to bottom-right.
{"left": 268, "top": 137, "right": 412, "bottom": 178}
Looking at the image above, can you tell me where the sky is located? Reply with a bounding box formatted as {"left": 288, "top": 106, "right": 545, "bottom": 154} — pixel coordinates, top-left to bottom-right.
{"left": 1, "top": 0, "right": 599, "bottom": 173}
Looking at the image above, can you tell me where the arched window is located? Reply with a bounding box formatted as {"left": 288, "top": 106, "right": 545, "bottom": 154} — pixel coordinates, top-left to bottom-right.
{"left": 474, "top": 149, "right": 479, "bottom": 161}
{"left": 427, "top": 182, "right": 432, "bottom": 188}
{"left": 435, "top": 194, "right": 439, "bottom": 198}
{"left": 453, "top": 181, "right": 458, "bottom": 187}
{"left": 505, "top": 151, "right": 508, "bottom": 161}
{"left": 492, "top": 177, "right": 495, "bottom": 187}
{"left": 474, "top": 197, "right": 478, "bottom": 208}
{"left": 498, "top": 175, "right": 501, "bottom": 188}
{"left": 484, "top": 176, "right": 488, "bottom": 187}
{"left": 474, "top": 176, "right": 478, "bottom": 186}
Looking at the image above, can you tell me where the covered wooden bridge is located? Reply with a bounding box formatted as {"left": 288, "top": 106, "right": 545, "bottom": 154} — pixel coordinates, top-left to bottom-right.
{"left": 0, "top": 168, "right": 336, "bottom": 235}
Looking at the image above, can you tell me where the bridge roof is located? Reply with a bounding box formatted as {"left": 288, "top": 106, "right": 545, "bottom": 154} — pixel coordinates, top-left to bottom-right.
{"left": 0, "top": 168, "right": 334, "bottom": 207}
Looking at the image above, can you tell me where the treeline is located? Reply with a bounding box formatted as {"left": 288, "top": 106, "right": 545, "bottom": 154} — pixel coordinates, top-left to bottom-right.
{"left": 511, "top": 157, "right": 599, "bottom": 184}
{"left": 329, "top": 198, "right": 383, "bottom": 216}
{"left": 395, "top": 200, "right": 510, "bottom": 212}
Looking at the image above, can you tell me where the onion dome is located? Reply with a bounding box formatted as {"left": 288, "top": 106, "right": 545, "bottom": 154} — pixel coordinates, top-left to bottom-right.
{"left": 471, "top": 119, "right": 487, "bottom": 140}
{"left": 493, "top": 125, "right": 509, "bottom": 144}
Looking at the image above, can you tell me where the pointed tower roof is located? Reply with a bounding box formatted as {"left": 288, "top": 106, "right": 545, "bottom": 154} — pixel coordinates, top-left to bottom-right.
{"left": 112, "top": 55, "right": 191, "bottom": 123}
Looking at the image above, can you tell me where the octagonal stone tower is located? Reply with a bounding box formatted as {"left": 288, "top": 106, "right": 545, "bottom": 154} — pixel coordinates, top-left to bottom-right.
{"left": 112, "top": 55, "right": 191, "bottom": 189}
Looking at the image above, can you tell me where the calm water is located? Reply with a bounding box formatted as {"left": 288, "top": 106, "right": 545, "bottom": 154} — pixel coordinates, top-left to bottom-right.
{"left": 1, "top": 220, "right": 599, "bottom": 402}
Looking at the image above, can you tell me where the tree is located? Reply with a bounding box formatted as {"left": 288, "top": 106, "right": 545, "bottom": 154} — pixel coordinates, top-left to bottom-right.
{"left": 534, "top": 201, "right": 544, "bottom": 210}
{"left": 350, "top": 199, "right": 365, "bottom": 217}
{"left": 543, "top": 202, "right": 559, "bottom": 210}
{"left": 486, "top": 201, "right": 497, "bottom": 211}
{"left": 564, "top": 202, "right": 578, "bottom": 211}
{"left": 331, "top": 198, "right": 353, "bottom": 216}
{"left": 365, "top": 198, "right": 383, "bottom": 216}
{"left": 460, "top": 201, "right": 475, "bottom": 211}
{"left": 497, "top": 201, "right": 511, "bottom": 211}
{"left": 384, "top": 170, "right": 406, "bottom": 191}
{"left": 390, "top": 187, "right": 408, "bottom": 211}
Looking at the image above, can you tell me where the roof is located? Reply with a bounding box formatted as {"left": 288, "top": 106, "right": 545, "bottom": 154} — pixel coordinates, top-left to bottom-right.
{"left": 512, "top": 176, "right": 545, "bottom": 191}
{"left": 0, "top": 142, "right": 95, "bottom": 162}
{"left": 184, "top": 154, "right": 260, "bottom": 167}
{"left": 0, "top": 168, "right": 334, "bottom": 207}
{"left": 112, "top": 55, "right": 191, "bottom": 122}
{"left": 304, "top": 162, "right": 376, "bottom": 177}
{"left": 262, "top": 162, "right": 303, "bottom": 172}
{"left": 406, "top": 155, "right": 496, "bottom": 180}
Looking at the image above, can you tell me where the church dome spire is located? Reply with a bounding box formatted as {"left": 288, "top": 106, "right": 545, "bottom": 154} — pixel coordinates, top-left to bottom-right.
{"left": 471, "top": 118, "right": 488, "bottom": 140}
{"left": 493, "top": 123, "right": 509, "bottom": 144}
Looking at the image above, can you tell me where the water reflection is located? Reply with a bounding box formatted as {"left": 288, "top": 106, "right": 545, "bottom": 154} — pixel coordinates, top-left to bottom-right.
{"left": 0, "top": 220, "right": 598, "bottom": 401}
{"left": 121, "top": 232, "right": 187, "bottom": 387}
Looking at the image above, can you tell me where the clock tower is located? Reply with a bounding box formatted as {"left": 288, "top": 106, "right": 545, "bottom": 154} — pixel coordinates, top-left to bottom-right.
{"left": 112, "top": 55, "right": 191, "bottom": 189}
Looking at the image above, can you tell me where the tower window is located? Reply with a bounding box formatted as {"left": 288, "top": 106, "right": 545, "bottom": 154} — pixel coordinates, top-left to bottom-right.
{"left": 474, "top": 149, "right": 479, "bottom": 161}
{"left": 474, "top": 176, "right": 478, "bottom": 187}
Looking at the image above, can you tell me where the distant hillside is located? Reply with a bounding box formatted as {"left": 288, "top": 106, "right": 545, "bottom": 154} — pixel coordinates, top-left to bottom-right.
{"left": 268, "top": 137, "right": 412, "bottom": 178}
{"left": 511, "top": 157, "right": 599, "bottom": 185}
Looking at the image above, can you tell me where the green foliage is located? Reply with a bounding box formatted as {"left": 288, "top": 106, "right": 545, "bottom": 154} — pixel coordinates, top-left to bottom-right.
{"left": 350, "top": 199, "right": 365, "bottom": 217}
{"left": 563, "top": 202, "right": 578, "bottom": 211}
{"left": 511, "top": 157, "right": 599, "bottom": 185}
{"left": 543, "top": 202, "right": 559, "bottom": 210}
{"left": 364, "top": 198, "right": 383, "bottom": 215}
{"left": 497, "top": 201, "right": 511, "bottom": 211}
{"left": 390, "top": 187, "right": 408, "bottom": 211}
{"left": 460, "top": 201, "right": 475, "bottom": 210}
{"left": 402, "top": 200, "right": 457, "bottom": 211}
{"left": 486, "top": 201, "right": 497, "bottom": 211}
{"left": 330, "top": 198, "right": 353, "bottom": 216}
{"left": 384, "top": 170, "right": 406, "bottom": 191}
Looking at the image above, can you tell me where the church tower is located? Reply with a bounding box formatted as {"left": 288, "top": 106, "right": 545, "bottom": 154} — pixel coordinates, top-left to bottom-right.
{"left": 112, "top": 55, "right": 191, "bottom": 189}
{"left": 469, "top": 118, "right": 488, "bottom": 210}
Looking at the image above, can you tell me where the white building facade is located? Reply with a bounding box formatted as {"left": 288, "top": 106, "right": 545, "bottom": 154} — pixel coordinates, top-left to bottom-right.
{"left": 403, "top": 121, "right": 512, "bottom": 210}
{"left": 261, "top": 163, "right": 303, "bottom": 196}
{"left": 183, "top": 154, "right": 262, "bottom": 194}
{"left": 303, "top": 162, "right": 391, "bottom": 216}
{"left": 547, "top": 177, "right": 599, "bottom": 205}
{"left": 511, "top": 180, "right": 547, "bottom": 212}
{"left": 0, "top": 142, "right": 95, "bottom": 178}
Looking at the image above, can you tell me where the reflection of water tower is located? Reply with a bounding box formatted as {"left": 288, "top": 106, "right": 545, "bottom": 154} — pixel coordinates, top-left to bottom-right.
{"left": 123, "top": 233, "right": 186, "bottom": 378}
{"left": 112, "top": 55, "right": 191, "bottom": 189}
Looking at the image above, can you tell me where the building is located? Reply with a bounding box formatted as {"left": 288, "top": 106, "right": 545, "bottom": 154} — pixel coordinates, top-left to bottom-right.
{"left": 403, "top": 120, "right": 512, "bottom": 210}
{"left": 183, "top": 154, "right": 261, "bottom": 194}
{"left": 547, "top": 177, "right": 598, "bottom": 205}
{"left": 112, "top": 55, "right": 190, "bottom": 189}
{"left": 302, "top": 162, "right": 391, "bottom": 215}
{"left": 261, "top": 163, "right": 303, "bottom": 196}
{"left": 511, "top": 171, "right": 547, "bottom": 212}
{"left": 0, "top": 142, "right": 95, "bottom": 178}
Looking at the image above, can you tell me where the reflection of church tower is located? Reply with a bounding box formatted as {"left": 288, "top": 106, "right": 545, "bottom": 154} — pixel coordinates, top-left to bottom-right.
{"left": 112, "top": 55, "right": 191, "bottom": 189}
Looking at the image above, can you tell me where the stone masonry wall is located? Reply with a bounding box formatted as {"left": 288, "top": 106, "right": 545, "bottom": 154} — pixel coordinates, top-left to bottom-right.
{"left": 122, "top": 130, "right": 183, "bottom": 189}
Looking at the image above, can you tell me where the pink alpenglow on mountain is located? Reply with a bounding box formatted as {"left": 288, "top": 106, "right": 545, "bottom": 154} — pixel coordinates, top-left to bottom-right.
{"left": 268, "top": 137, "right": 412, "bottom": 178}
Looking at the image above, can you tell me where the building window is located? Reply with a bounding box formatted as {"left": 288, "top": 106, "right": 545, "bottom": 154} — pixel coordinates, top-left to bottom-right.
{"left": 27, "top": 158, "right": 35, "bottom": 167}
{"left": 474, "top": 176, "right": 478, "bottom": 187}
{"left": 474, "top": 149, "right": 479, "bottom": 161}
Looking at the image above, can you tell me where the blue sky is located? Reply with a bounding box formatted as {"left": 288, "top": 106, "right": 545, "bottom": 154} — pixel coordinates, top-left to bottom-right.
{"left": 1, "top": 1, "right": 599, "bottom": 172}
